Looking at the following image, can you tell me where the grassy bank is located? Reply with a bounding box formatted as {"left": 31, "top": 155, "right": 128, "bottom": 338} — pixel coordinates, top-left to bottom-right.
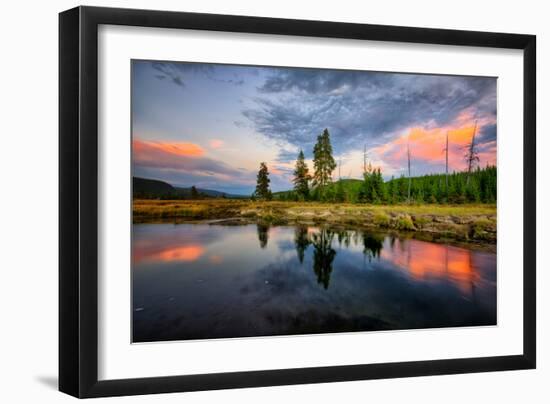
{"left": 133, "top": 199, "right": 496, "bottom": 243}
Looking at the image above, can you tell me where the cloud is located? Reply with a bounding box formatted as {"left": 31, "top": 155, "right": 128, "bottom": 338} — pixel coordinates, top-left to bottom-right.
{"left": 275, "top": 148, "right": 301, "bottom": 163}
{"left": 133, "top": 225, "right": 220, "bottom": 264}
{"left": 233, "top": 120, "right": 247, "bottom": 128}
{"left": 151, "top": 62, "right": 191, "bottom": 87}
{"left": 244, "top": 67, "right": 497, "bottom": 167}
{"left": 208, "top": 139, "right": 224, "bottom": 149}
{"left": 149, "top": 61, "right": 246, "bottom": 88}
{"left": 370, "top": 115, "right": 497, "bottom": 175}
{"left": 133, "top": 139, "right": 255, "bottom": 190}
{"left": 134, "top": 140, "right": 205, "bottom": 157}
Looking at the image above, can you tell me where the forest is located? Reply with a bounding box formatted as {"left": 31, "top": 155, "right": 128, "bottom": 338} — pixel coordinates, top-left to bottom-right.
{"left": 252, "top": 128, "right": 496, "bottom": 205}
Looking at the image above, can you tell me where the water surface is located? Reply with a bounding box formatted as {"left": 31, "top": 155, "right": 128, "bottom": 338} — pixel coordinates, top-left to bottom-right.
{"left": 132, "top": 223, "right": 496, "bottom": 342}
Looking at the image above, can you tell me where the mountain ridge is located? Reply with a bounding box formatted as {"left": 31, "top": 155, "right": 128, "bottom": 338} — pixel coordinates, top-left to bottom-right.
{"left": 133, "top": 177, "right": 247, "bottom": 199}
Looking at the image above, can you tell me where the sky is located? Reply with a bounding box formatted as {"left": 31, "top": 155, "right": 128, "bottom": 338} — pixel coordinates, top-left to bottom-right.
{"left": 132, "top": 60, "right": 497, "bottom": 195}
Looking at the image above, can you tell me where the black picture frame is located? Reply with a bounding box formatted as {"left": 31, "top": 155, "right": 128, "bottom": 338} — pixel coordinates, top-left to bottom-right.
{"left": 59, "top": 5, "right": 536, "bottom": 398}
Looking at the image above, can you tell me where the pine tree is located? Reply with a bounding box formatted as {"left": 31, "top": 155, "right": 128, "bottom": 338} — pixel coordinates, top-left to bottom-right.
{"left": 382, "top": 166, "right": 495, "bottom": 205}
{"left": 254, "top": 162, "right": 272, "bottom": 200}
{"left": 373, "top": 168, "right": 385, "bottom": 203}
{"left": 359, "top": 163, "right": 373, "bottom": 203}
{"left": 387, "top": 176, "right": 396, "bottom": 204}
{"left": 429, "top": 181, "right": 438, "bottom": 203}
{"left": 190, "top": 185, "right": 199, "bottom": 199}
{"left": 398, "top": 175, "right": 408, "bottom": 202}
{"left": 293, "top": 150, "right": 311, "bottom": 200}
{"left": 335, "top": 180, "right": 345, "bottom": 202}
{"left": 312, "top": 128, "right": 337, "bottom": 191}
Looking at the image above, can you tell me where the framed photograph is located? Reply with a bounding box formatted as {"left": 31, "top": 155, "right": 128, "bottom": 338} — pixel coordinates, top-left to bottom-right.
{"left": 59, "top": 6, "right": 536, "bottom": 398}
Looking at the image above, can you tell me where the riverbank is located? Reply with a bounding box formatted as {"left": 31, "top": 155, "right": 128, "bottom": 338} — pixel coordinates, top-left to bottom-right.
{"left": 133, "top": 199, "right": 496, "bottom": 244}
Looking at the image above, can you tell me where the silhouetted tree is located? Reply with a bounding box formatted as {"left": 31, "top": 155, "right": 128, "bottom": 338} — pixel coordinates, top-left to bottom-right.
{"left": 254, "top": 162, "right": 272, "bottom": 200}
{"left": 312, "top": 129, "right": 337, "bottom": 193}
{"left": 293, "top": 150, "right": 311, "bottom": 200}
{"left": 190, "top": 185, "right": 199, "bottom": 199}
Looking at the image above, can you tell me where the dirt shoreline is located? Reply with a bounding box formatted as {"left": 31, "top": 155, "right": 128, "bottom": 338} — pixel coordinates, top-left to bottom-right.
{"left": 133, "top": 200, "right": 496, "bottom": 250}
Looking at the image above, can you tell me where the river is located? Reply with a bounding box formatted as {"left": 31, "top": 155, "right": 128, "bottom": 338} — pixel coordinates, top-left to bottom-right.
{"left": 132, "top": 222, "right": 496, "bottom": 342}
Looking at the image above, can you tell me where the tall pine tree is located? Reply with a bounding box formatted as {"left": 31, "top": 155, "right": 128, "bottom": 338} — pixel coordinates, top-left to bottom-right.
{"left": 312, "top": 128, "right": 337, "bottom": 190}
{"left": 293, "top": 150, "right": 311, "bottom": 200}
{"left": 254, "top": 162, "right": 272, "bottom": 200}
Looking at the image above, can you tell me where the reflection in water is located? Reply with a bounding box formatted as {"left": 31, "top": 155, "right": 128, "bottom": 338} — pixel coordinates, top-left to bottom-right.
{"left": 133, "top": 223, "right": 496, "bottom": 342}
{"left": 361, "top": 233, "right": 383, "bottom": 262}
{"left": 337, "top": 230, "right": 351, "bottom": 248}
{"left": 257, "top": 223, "right": 270, "bottom": 249}
{"left": 153, "top": 245, "right": 204, "bottom": 262}
{"left": 294, "top": 226, "right": 310, "bottom": 264}
{"left": 382, "top": 238, "right": 480, "bottom": 295}
{"left": 312, "top": 229, "right": 337, "bottom": 289}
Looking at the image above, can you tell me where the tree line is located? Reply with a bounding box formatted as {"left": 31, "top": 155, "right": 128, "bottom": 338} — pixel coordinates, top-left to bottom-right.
{"left": 253, "top": 127, "right": 496, "bottom": 204}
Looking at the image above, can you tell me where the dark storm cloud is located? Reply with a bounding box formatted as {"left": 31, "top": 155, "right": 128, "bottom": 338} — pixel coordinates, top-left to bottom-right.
{"left": 476, "top": 123, "right": 497, "bottom": 145}
{"left": 275, "top": 149, "right": 302, "bottom": 163}
{"left": 233, "top": 120, "right": 248, "bottom": 128}
{"left": 151, "top": 62, "right": 193, "bottom": 87}
{"left": 244, "top": 67, "right": 497, "bottom": 162}
{"left": 150, "top": 61, "right": 246, "bottom": 87}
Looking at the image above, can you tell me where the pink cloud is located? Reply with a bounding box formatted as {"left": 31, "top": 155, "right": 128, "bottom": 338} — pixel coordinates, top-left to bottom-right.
{"left": 370, "top": 114, "right": 496, "bottom": 173}
{"left": 133, "top": 139, "right": 204, "bottom": 157}
{"left": 132, "top": 139, "right": 254, "bottom": 184}
{"left": 209, "top": 139, "right": 224, "bottom": 149}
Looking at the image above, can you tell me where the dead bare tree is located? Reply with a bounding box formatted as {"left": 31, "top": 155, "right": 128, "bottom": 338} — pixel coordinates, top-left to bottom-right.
{"left": 445, "top": 131, "right": 449, "bottom": 189}
{"left": 363, "top": 143, "right": 367, "bottom": 174}
{"left": 407, "top": 140, "right": 412, "bottom": 202}
{"left": 465, "top": 119, "right": 480, "bottom": 185}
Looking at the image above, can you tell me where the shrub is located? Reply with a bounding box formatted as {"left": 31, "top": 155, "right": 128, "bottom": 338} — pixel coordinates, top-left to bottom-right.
{"left": 471, "top": 218, "right": 495, "bottom": 240}
{"left": 394, "top": 214, "right": 415, "bottom": 230}
{"left": 412, "top": 215, "right": 430, "bottom": 229}
{"left": 373, "top": 212, "right": 391, "bottom": 227}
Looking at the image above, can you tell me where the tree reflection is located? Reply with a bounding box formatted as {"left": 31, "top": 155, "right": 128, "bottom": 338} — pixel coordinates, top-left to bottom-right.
{"left": 294, "top": 226, "right": 311, "bottom": 263}
{"left": 311, "top": 229, "right": 336, "bottom": 289}
{"left": 337, "top": 230, "right": 352, "bottom": 248}
{"left": 361, "top": 232, "right": 383, "bottom": 262}
{"left": 257, "top": 223, "right": 270, "bottom": 249}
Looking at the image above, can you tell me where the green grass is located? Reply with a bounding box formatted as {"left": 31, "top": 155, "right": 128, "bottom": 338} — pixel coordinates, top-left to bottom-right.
{"left": 133, "top": 199, "right": 496, "bottom": 243}
{"left": 133, "top": 199, "right": 496, "bottom": 218}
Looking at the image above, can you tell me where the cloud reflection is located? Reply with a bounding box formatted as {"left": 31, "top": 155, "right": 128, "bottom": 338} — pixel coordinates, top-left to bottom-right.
{"left": 382, "top": 238, "right": 480, "bottom": 294}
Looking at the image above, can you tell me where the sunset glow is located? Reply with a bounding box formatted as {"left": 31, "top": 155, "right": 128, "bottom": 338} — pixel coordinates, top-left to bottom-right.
{"left": 154, "top": 245, "right": 205, "bottom": 262}
{"left": 134, "top": 139, "right": 204, "bottom": 157}
{"left": 209, "top": 139, "right": 224, "bottom": 149}
{"left": 133, "top": 238, "right": 206, "bottom": 264}
{"left": 374, "top": 120, "right": 497, "bottom": 173}
{"left": 381, "top": 239, "right": 480, "bottom": 294}
{"left": 132, "top": 60, "right": 496, "bottom": 193}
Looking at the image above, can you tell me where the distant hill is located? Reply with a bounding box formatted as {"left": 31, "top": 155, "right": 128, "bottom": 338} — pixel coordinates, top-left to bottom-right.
{"left": 133, "top": 177, "right": 176, "bottom": 198}
{"left": 173, "top": 186, "right": 247, "bottom": 199}
{"left": 133, "top": 177, "right": 247, "bottom": 199}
